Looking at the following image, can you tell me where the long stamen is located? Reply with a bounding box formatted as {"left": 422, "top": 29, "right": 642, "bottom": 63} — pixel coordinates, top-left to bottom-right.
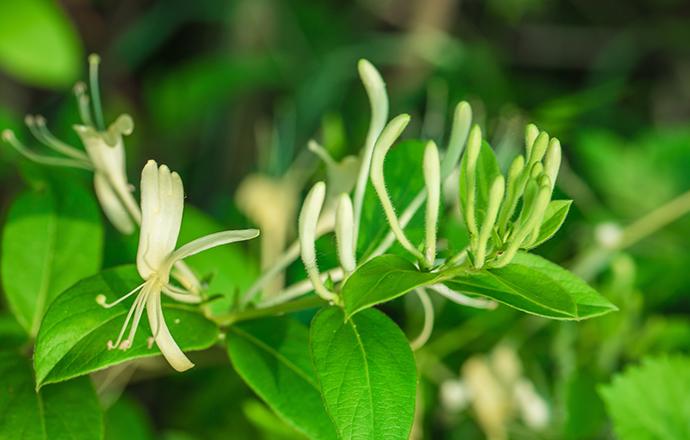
{"left": 120, "top": 286, "right": 150, "bottom": 350}
{"left": 2, "top": 130, "right": 93, "bottom": 170}
{"left": 88, "top": 54, "right": 106, "bottom": 131}
{"left": 28, "top": 115, "right": 90, "bottom": 161}
{"left": 308, "top": 140, "right": 337, "bottom": 167}
{"left": 107, "top": 290, "right": 146, "bottom": 350}
{"left": 96, "top": 282, "right": 146, "bottom": 308}
{"left": 73, "top": 82, "right": 95, "bottom": 127}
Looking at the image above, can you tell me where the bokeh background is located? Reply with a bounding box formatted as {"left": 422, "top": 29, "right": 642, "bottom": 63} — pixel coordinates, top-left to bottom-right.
{"left": 1, "top": 0, "right": 690, "bottom": 439}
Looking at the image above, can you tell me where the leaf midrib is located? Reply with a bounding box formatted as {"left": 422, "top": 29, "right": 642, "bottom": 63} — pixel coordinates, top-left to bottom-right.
{"left": 30, "top": 195, "right": 58, "bottom": 336}
{"left": 38, "top": 297, "right": 211, "bottom": 387}
{"left": 229, "top": 326, "right": 319, "bottom": 389}
{"left": 348, "top": 318, "right": 375, "bottom": 437}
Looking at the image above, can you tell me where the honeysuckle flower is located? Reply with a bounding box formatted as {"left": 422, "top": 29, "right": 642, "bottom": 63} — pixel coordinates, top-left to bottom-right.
{"left": 335, "top": 193, "right": 356, "bottom": 273}
{"left": 298, "top": 181, "right": 340, "bottom": 304}
{"left": 423, "top": 141, "right": 441, "bottom": 266}
{"left": 370, "top": 114, "right": 427, "bottom": 263}
{"left": 456, "top": 345, "right": 550, "bottom": 440}
{"left": 2, "top": 54, "right": 140, "bottom": 234}
{"left": 98, "top": 160, "right": 259, "bottom": 371}
{"left": 460, "top": 123, "right": 563, "bottom": 269}
{"left": 236, "top": 173, "right": 300, "bottom": 296}
{"left": 308, "top": 140, "right": 360, "bottom": 200}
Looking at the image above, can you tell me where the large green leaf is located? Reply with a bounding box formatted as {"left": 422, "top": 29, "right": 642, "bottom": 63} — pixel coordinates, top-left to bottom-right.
{"left": 357, "top": 140, "right": 426, "bottom": 259}
{"left": 310, "top": 307, "right": 417, "bottom": 440}
{"left": 0, "top": 351, "right": 102, "bottom": 439}
{"left": 600, "top": 355, "right": 690, "bottom": 440}
{"left": 342, "top": 254, "right": 445, "bottom": 318}
{"left": 104, "top": 396, "right": 154, "bottom": 440}
{"left": 0, "top": 313, "right": 28, "bottom": 349}
{"left": 227, "top": 317, "right": 337, "bottom": 439}
{"left": 34, "top": 266, "right": 219, "bottom": 388}
{"left": 526, "top": 200, "right": 572, "bottom": 249}
{"left": 445, "top": 252, "right": 617, "bottom": 320}
{"left": 179, "top": 206, "right": 259, "bottom": 315}
{"left": 459, "top": 140, "right": 502, "bottom": 228}
{"left": 1, "top": 180, "right": 103, "bottom": 336}
{"left": 0, "top": 0, "right": 82, "bottom": 87}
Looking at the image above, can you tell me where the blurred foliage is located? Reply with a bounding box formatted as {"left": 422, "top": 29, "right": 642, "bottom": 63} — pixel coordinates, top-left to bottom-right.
{"left": 0, "top": 0, "right": 689, "bottom": 438}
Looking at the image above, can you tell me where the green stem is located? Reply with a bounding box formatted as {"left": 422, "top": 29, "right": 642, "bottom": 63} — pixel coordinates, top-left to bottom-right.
{"left": 617, "top": 189, "right": 690, "bottom": 249}
{"left": 214, "top": 295, "right": 326, "bottom": 326}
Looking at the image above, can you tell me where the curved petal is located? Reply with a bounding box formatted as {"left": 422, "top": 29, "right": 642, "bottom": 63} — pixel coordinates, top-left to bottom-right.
{"left": 168, "top": 229, "right": 259, "bottom": 266}
{"left": 137, "top": 161, "right": 184, "bottom": 278}
{"left": 146, "top": 289, "right": 194, "bottom": 372}
{"left": 94, "top": 172, "right": 135, "bottom": 234}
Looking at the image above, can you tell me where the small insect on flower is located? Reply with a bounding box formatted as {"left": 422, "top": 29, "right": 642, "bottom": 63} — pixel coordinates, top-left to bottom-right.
{"left": 96, "top": 160, "right": 259, "bottom": 371}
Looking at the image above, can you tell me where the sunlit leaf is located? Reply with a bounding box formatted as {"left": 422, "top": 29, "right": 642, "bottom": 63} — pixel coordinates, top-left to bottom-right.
{"left": 0, "top": 351, "right": 102, "bottom": 439}
{"left": 227, "top": 317, "right": 337, "bottom": 439}
{"left": 310, "top": 307, "right": 416, "bottom": 440}
{"left": 445, "top": 252, "right": 617, "bottom": 320}
{"left": 600, "top": 355, "right": 690, "bottom": 440}
{"left": 1, "top": 179, "right": 103, "bottom": 336}
{"left": 342, "top": 254, "right": 444, "bottom": 318}
{"left": 34, "top": 265, "right": 219, "bottom": 388}
{"left": 526, "top": 200, "right": 572, "bottom": 249}
{"left": 0, "top": 0, "right": 82, "bottom": 87}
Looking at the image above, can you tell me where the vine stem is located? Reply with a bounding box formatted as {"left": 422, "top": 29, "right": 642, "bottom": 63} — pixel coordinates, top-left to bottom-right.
{"left": 617, "top": 189, "right": 690, "bottom": 249}
{"left": 214, "top": 296, "right": 326, "bottom": 326}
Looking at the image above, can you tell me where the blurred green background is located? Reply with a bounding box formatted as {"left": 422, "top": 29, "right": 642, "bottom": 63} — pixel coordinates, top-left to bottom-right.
{"left": 1, "top": 0, "right": 689, "bottom": 439}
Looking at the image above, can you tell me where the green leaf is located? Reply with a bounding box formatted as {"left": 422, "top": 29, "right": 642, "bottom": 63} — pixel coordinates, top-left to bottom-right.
{"left": 0, "top": 313, "right": 28, "bottom": 349}
{"left": 105, "top": 396, "right": 154, "bottom": 440}
{"left": 0, "top": 351, "right": 103, "bottom": 439}
{"left": 310, "top": 307, "right": 417, "bottom": 440}
{"left": 1, "top": 180, "right": 103, "bottom": 336}
{"left": 0, "top": 0, "right": 82, "bottom": 87}
{"left": 357, "top": 140, "right": 426, "bottom": 259}
{"left": 600, "top": 355, "right": 690, "bottom": 440}
{"left": 179, "top": 206, "right": 259, "bottom": 315}
{"left": 459, "top": 140, "right": 501, "bottom": 227}
{"left": 227, "top": 317, "right": 337, "bottom": 439}
{"left": 34, "top": 265, "right": 219, "bottom": 388}
{"left": 526, "top": 200, "right": 572, "bottom": 249}
{"left": 342, "top": 254, "right": 445, "bottom": 318}
{"left": 445, "top": 252, "right": 617, "bottom": 320}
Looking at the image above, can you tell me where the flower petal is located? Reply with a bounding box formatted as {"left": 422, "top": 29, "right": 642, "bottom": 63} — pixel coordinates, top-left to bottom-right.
{"left": 146, "top": 288, "right": 194, "bottom": 372}
{"left": 168, "top": 229, "right": 259, "bottom": 265}
{"left": 137, "top": 161, "right": 184, "bottom": 278}
{"left": 94, "top": 172, "right": 135, "bottom": 234}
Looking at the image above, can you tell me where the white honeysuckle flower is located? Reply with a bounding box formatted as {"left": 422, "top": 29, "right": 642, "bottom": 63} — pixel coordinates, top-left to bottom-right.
{"left": 75, "top": 114, "right": 141, "bottom": 234}
{"left": 335, "top": 193, "right": 356, "bottom": 273}
{"left": 298, "top": 181, "right": 339, "bottom": 304}
{"left": 97, "top": 160, "right": 259, "bottom": 371}
{"left": 308, "top": 140, "right": 360, "bottom": 198}
{"left": 423, "top": 140, "right": 441, "bottom": 266}
{"left": 1, "top": 55, "right": 140, "bottom": 234}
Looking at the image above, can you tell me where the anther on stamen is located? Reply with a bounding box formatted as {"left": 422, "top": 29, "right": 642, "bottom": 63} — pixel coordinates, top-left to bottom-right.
{"left": 96, "top": 294, "right": 107, "bottom": 305}
{"left": 74, "top": 81, "right": 87, "bottom": 95}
